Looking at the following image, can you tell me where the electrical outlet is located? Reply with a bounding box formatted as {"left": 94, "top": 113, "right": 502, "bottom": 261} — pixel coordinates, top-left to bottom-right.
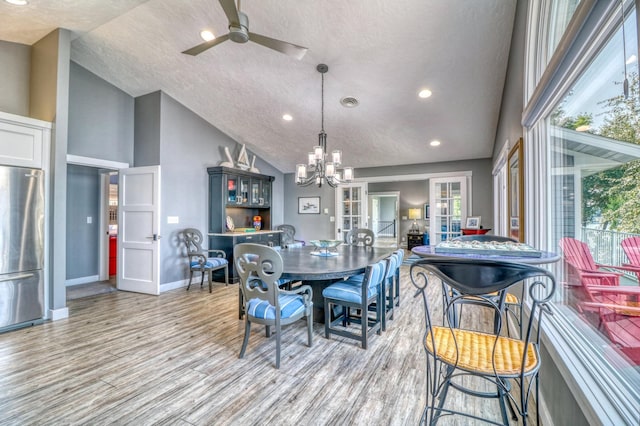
{"left": 401, "top": 236, "right": 406, "bottom": 241}
{"left": 86, "top": 216, "right": 92, "bottom": 224}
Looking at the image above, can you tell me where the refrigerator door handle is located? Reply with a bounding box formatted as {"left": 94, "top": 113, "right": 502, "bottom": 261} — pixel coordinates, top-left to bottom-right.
{"left": 0, "top": 273, "right": 35, "bottom": 283}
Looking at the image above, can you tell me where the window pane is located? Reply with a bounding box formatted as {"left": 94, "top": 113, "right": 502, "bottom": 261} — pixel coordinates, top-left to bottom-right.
{"left": 548, "top": 6, "right": 640, "bottom": 382}
{"left": 547, "top": 0, "right": 581, "bottom": 61}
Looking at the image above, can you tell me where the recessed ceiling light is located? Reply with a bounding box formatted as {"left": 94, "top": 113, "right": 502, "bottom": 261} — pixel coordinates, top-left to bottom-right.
{"left": 200, "top": 30, "right": 215, "bottom": 42}
{"left": 626, "top": 54, "right": 637, "bottom": 65}
{"left": 430, "top": 140, "right": 441, "bottom": 147}
{"left": 418, "top": 89, "right": 432, "bottom": 99}
{"left": 282, "top": 114, "right": 293, "bottom": 121}
{"left": 4, "top": 0, "right": 28, "bottom": 5}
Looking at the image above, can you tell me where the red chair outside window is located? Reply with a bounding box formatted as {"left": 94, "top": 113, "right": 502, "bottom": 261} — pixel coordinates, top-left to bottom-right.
{"left": 621, "top": 236, "right": 640, "bottom": 282}
{"left": 559, "top": 237, "right": 629, "bottom": 286}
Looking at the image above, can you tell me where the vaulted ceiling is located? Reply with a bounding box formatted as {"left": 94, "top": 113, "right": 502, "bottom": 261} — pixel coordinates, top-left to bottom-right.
{"left": 0, "top": 0, "right": 516, "bottom": 172}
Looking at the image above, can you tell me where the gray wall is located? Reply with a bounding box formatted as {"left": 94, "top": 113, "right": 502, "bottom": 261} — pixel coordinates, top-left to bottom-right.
{"left": 0, "top": 40, "right": 30, "bottom": 116}
{"left": 493, "top": 0, "right": 527, "bottom": 158}
{"left": 134, "top": 91, "right": 284, "bottom": 285}
{"left": 66, "top": 165, "right": 100, "bottom": 279}
{"left": 68, "top": 61, "right": 134, "bottom": 164}
{"left": 282, "top": 158, "right": 493, "bottom": 242}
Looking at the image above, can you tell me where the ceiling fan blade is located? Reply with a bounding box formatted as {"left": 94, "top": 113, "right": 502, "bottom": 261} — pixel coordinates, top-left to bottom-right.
{"left": 248, "top": 32, "right": 308, "bottom": 60}
{"left": 182, "top": 34, "right": 230, "bottom": 56}
{"left": 219, "top": 0, "right": 241, "bottom": 27}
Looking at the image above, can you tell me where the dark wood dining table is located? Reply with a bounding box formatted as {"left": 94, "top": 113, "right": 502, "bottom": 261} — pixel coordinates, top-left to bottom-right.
{"left": 238, "top": 244, "right": 394, "bottom": 322}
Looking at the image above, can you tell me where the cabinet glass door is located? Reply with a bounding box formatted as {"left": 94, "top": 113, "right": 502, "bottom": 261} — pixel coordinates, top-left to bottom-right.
{"left": 226, "top": 176, "right": 238, "bottom": 204}
{"left": 335, "top": 182, "right": 368, "bottom": 241}
{"left": 260, "top": 180, "right": 270, "bottom": 207}
{"left": 239, "top": 177, "right": 250, "bottom": 205}
{"left": 429, "top": 177, "right": 468, "bottom": 244}
{"left": 251, "top": 180, "right": 261, "bottom": 205}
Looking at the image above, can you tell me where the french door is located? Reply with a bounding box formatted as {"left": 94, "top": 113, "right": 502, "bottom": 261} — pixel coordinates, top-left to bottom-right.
{"left": 335, "top": 182, "right": 368, "bottom": 242}
{"left": 429, "top": 176, "right": 468, "bottom": 244}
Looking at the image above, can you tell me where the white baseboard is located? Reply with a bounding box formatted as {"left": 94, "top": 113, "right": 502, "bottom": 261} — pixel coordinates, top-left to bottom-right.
{"left": 49, "top": 307, "right": 69, "bottom": 321}
{"left": 160, "top": 278, "right": 190, "bottom": 292}
{"left": 65, "top": 275, "right": 100, "bottom": 286}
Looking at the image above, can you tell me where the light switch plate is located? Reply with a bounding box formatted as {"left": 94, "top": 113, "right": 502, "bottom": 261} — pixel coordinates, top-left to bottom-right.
{"left": 330, "top": 216, "right": 335, "bottom": 222}
{"left": 167, "top": 216, "right": 179, "bottom": 224}
{"left": 86, "top": 216, "right": 92, "bottom": 224}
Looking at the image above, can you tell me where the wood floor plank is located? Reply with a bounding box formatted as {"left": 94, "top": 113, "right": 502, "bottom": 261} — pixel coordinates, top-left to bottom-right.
{"left": 0, "top": 259, "right": 539, "bottom": 425}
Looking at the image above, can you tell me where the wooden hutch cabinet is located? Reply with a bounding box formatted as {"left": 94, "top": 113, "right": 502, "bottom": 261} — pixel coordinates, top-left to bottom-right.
{"left": 207, "top": 166, "right": 281, "bottom": 282}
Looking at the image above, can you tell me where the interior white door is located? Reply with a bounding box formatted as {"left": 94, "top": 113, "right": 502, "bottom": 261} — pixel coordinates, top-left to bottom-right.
{"left": 335, "top": 182, "right": 368, "bottom": 241}
{"left": 117, "top": 166, "right": 161, "bottom": 295}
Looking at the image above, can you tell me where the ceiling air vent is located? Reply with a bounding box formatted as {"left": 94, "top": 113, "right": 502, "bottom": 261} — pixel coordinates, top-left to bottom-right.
{"left": 340, "top": 97, "right": 359, "bottom": 108}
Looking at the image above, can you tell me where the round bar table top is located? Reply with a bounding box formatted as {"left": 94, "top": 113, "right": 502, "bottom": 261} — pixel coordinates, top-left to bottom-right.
{"left": 411, "top": 245, "right": 561, "bottom": 265}
{"left": 279, "top": 245, "right": 394, "bottom": 280}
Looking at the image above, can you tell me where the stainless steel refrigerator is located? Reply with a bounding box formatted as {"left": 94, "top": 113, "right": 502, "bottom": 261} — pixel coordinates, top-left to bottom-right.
{"left": 0, "top": 165, "right": 45, "bottom": 332}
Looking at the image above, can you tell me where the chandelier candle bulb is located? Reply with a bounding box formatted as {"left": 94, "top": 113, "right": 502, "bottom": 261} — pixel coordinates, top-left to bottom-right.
{"left": 314, "top": 146, "right": 323, "bottom": 160}
{"left": 296, "top": 164, "right": 307, "bottom": 180}
{"left": 308, "top": 153, "right": 315, "bottom": 165}
{"left": 343, "top": 167, "right": 354, "bottom": 181}
{"left": 332, "top": 150, "right": 342, "bottom": 166}
{"left": 326, "top": 162, "right": 335, "bottom": 177}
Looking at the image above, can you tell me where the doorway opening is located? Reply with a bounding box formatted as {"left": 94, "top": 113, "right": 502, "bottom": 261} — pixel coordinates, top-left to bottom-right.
{"left": 368, "top": 192, "right": 400, "bottom": 248}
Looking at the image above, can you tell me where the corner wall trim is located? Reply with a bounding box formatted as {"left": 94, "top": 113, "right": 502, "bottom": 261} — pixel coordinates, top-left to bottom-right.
{"left": 49, "top": 307, "right": 69, "bottom": 321}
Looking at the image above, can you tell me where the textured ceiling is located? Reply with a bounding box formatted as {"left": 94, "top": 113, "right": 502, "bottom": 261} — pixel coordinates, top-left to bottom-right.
{"left": 0, "top": 0, "right": 516, "bottom": 173}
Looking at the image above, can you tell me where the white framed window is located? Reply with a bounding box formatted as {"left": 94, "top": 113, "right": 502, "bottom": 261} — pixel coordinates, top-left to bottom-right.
{"left": 524, "top": 0, "right": 640, "bottom": 423}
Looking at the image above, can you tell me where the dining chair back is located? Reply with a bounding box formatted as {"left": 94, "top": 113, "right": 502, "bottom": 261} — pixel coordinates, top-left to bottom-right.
{"left": 182, "top": 228, "right": 228, "bottom": 292}
{"left": 276, "top": 224, "right": 305, "bottom": 248}
{"left": 410, "top": 258, "right": 556, "bottom": 425}
{"left": 345, "top": 228, "right": 375, "bottom": 247}
{"left": 234, "top": 243, "right": 313, "bottom": 368}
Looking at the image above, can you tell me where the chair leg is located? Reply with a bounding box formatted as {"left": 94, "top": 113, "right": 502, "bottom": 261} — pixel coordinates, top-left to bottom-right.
{"left": 324, "top": 299, "right": 331, "bottom": 338}
{"left": 239, "top": 318, "right": 251, "bottom": 359}
{"left": 200, "top": 270, "right": 205, "bottom": 288}
{"left": 187, "top": 271, "right": 194, "bottom": 290}
{"left": 361, "top": 303, "right": 368, "bottom": 349}
{"left": 307, "top": 311, "right": 313, "bottom": 347}
{"left": 275, "top": 323, "right": 281, "bottom": 369}
{"left": 224, "top": 265, "right": 229, "bottom": 286}
{"left": 266, "top": 325, "right": 271, "bottom": 337}
{"left": 208, "top": 269, "right": 213, "bottom": 293}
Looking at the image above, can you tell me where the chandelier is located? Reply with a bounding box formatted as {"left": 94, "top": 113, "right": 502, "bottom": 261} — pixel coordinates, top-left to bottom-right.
{"left": 296, "top": 64, "right": 354, "bottom": 188}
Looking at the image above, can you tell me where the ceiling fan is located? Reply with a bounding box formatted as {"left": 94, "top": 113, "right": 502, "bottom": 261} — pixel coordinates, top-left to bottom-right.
{"left": 182, "top": 0, "right": 308, "bottom": 60}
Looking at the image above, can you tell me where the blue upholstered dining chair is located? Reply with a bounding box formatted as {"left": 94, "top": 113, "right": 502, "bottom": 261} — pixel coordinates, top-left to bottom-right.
{"left": 234, "top": 243, "right": 313, "bottom": 369}
{"left": 322, "top": 258, "right": 388, "bottom": 349}
{"left": 343, "top": 252, "right": 399, "bottom": 331}
{"left": 183, "top": 228, "right": 228, "bottom": 292}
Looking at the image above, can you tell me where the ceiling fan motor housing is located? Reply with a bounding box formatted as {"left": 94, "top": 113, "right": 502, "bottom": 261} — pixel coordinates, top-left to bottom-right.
{"left": 229, "top": 12, "right": 250, "bottom": 43}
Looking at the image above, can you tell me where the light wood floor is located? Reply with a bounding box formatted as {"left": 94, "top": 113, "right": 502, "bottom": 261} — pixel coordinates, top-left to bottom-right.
{"left": 0, "top": 262, "right": 538, "bottom": 425}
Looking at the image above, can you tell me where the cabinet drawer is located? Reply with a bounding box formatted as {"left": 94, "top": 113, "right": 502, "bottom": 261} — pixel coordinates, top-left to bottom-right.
{"left": 260, "top": 233, "right": 280, "bottom": 247}
{"left": 236, "top": 234, "right": 258, "bottom": 243}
